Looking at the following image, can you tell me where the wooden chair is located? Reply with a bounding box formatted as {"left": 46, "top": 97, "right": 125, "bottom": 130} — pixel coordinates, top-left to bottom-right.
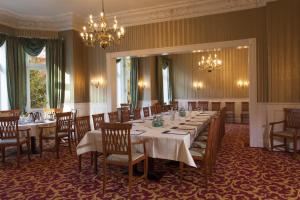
{"left": 134, "top": 108, "right": 141, "bottom": 120}
{"left": 100, "top": 123, "right": 148, "bottom": 199}
{"left": 162, "top": 105, "right": 171, "bottom": 112}
{"left": 180, "top": 116, "right": 221, "bottom": 186}
{"left": 143, "top": 107, "right": 150, "bottom": 118}
{"left": 198, "top": 101, "right": 209, "bottom": 111}
{"left": 92, "top": 113, "right": 105, "bottom": 130}
{"left": 270, "top": 108, "right": 300, "bottom": 157}
{"left": 70, "top": 109, "right": 78, "bottom": 143}
{"left": 225, "top": 102, "right": 235, "bottom": 123}
{"left": 0, "top": 116, "right": 31, "bottom": 167}
{"left": 241, "top": 102, "right": 249, "bottom": 124}
{"left": 150, "top": 105, "right": 157, "bottom": 115}
{"left": 170, "top": 101, "right": 178, "bottom": 111}
{"left": 156, "top": 104, "right": 162, "bottom": 114}
{"left": 75, "top": 116, "right": 95, "bottom": 172}
{"left": 39, "top": 112, "right": 72, "bottom": 159}
{"left": 0, "top": 109, "right": 20, "bottom": 117}
{"left": 121, "top": 109, "right": 131, "bottom": 123}
{"left": 211, "top": 102, "right": 221, "bottom": 111}
{"left": 108, "top": 111, "right": 119, "bottom": 123}
{"left": 188, "top": 101, "right": 197, "bottom": 111}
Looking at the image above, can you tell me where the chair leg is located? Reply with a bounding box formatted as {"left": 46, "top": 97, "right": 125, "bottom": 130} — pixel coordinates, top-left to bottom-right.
{"left": 68, "top": 135, "right": 72, "bottom": 154}
{"left": 39, "top": 136, "right": 43, "bottom": 158}
{"left": 293, "top": 136, "right": 297, "bottom": 158}
{"left": 102, "top": 159, "right": 107, "bottom": 195}
{"left": 1, "top": 147, "right": 5, "bottom": 162}
{"left": 94, "top": 151, "right": 98, "bottom": 174}
{"left": 78, "top": 155, "right": 82, "bottom": 171}
{"left": 270, "top": 134, "right": 274, "bottom": 151}
{"left": 128, "top": 164, "right": 133, "bottom": 199}
{"left": 56, "top": 138, "right": 60, "bottom": 159}
{"left": 179, "top": 162, "right": 184, "bottom": 183}
{"left": 16, "top": 145, "right": 20, "bottom": 168}
{"left": 144, "top": 157, "right": 148, "bottom": 182}
{"left": 90, "top": 152, "right": 94, "bottom": 166}
{"left": 284, "top": 138, "right": 288, "bottom": 152}
{"left": 27, "top": 140, "right": 31, "bottom": 161}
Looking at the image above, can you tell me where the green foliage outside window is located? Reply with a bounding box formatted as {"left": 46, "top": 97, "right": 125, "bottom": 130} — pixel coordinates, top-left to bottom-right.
{"left": 30, "top": 69, "right": 47, "bottom": 108}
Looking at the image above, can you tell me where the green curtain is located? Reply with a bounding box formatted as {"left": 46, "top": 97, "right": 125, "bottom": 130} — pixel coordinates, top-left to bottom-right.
{"left": 21, "top": 38, "right": 46, "bottom": 56}
{"left": 6, "top": 37, "right": 27, "bottom": 112}
{"left": 0, "top": 34, "right": 7, "bottom": 47}
{"left": 130, "top": 58, "right": 139, "bottom": 111}
{"left": 46, "top": 39, "right": 65, "bottom": 109}
{"left": 156, "top": 56, "right": 173, "bottom": 104}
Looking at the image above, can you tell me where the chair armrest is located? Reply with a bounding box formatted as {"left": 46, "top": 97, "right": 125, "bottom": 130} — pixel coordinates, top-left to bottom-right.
{"left": 269, "top": 120, "right": 285, "bottom": 126}
{"left": 132, "top": 140, "right": 146, "bottom": 145}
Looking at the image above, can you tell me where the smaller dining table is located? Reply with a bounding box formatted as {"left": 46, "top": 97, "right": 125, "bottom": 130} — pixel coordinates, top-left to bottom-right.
{"left": 19, "top": 120, "right": 56, "bottom": 153}
{"left": 77, "top": 111, "right": 216, "bottom": 170}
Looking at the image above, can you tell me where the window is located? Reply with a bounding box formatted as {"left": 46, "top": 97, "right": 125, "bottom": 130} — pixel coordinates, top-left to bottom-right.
{"left": 117, "top": 57, "right": 131, "bottom": 107}
{"left": 0, "top": 42, "right": 9, "bottom": 110}
{"left": 162, "top": 67, "right": 170, "bottom": 104}
{"left": 26, "top": 47, "right": 48, "bottom": 110}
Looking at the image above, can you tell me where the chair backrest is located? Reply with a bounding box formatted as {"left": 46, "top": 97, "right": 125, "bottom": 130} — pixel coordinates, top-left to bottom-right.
{"left": 198, "top": 101, "right": 209, "bottom": 111}
{"left": 0, "top": 116, "right": 19, "bottom": 140}
{"left": 29, "top": 112, "right": 42, "bottom": 121}
{"left": 284, "top": 108, "right": 300, "bottom": 129}
{"left": 162, "top": 105, "right": 170, "bottom": 112}
{"left": 92, "top": 113, "right": 105, "bottom": 130}
{"left": 188, "top": 101, "right": 197, "bottom": 111}
{"left": 56, "top": 112, "right": 72, "bottom": 133}
{"left": 156, "top": 104, "right": 162, "bottom": 114}
{"left": 75, "top": 116, "right": 91, "bottom": 142}
{"left": 121, "top": 109, "right": 131, "bottom": 122}
{"left": 241, "top": 102, "right": 249, "bottom": 112}
{"left": 150, "top": 105, "right": 157, "bottom": 115}
{"left": 53, "top": 108, "right": 63, "bottom": 113}
{"left": 100, "top": 123, "right": 132, "bottom": 157}
{"left": 134, "top": 108, "right": 141, "bottom": 120}
{"left": 170, "top": 101, "right": 178, "bottom": 111}
{"left": 143, "top": 107, "right": 150, "bottom": 118}
{"left": 225, "top": 102, "right": 235, "bottom": 112}
{"left": 0, "top": 109, "right": 20, "bottom": 117}
{"left": 211, "top": 102, "right": 221, "bottom": 111}
{"left": 108, "top": 111, "right": 119, "bottom": 123}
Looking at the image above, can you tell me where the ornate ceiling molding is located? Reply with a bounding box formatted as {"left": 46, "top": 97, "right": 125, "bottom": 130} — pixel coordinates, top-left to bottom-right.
{"left": 0, "top": 0, "right": 276, "bottom": 32}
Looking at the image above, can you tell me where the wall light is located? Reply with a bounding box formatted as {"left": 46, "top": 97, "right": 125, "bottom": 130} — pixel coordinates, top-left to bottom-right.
{"left": 138, "top": 80, "right": 147, "bottom": 89}
{"left": 193, "top": 81, "right": 204, "bottom": 90}
{"left": 91, "top": 77, "right": 105, "bottom": 88}
{"left": 237, "top": 80, "right": 249, "bottom": 88}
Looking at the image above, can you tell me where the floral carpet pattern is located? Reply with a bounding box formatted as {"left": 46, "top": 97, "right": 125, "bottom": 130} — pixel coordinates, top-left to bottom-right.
{"left": 1, "top": 124, "right": 300, "bottom": 200}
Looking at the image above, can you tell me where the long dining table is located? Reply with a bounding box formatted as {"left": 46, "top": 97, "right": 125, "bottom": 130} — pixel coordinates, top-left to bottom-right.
{"left": 77, "top": 111, "right": 216, "bottom": 171}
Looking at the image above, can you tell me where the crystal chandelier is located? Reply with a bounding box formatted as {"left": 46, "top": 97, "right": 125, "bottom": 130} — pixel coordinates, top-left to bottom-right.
{"left": 198, "top": 51, "right": 223, "bottom": 72}
{"left": 80, "top": 0, "right": 125, "bottom": 49}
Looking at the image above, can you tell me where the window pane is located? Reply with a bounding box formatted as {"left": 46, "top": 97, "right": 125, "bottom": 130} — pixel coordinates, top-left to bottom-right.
{"left": 28, "top": 48, "right": 46, "bottom": 65}
{"left": 30, "top": 69, "right": 47, "bottom": 108}
{"left": 0, "top": 42, "right": 9, "bottom": 110}
{"left": 163, "top": 67, "right": 170, "bottom": 104}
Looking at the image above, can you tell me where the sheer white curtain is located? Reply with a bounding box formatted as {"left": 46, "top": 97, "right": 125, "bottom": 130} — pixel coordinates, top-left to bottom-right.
{"left": 162, "top": 67, "right": 170, "bottom": 104}
{"left": 0, "top": 42, "right": 9, "bottom": 110}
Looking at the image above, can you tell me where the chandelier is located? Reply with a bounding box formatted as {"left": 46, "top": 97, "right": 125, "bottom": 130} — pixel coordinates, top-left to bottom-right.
{"left": 80, "top": 0, "right": 125, "bottom": 49}
{"left": 198, "top": 51, "right": 223, "bottom": 72}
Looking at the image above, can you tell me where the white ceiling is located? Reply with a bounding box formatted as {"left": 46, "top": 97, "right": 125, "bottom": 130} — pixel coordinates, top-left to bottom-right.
{"left": 0, "top": 0, "right": 183, "bottom": 17}
{"left": 0, "top": 0, "right": 275, "bottom": 31}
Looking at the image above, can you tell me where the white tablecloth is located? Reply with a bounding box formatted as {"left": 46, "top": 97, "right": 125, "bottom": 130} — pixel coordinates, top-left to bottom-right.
{"left": 76, "top": 111, "right": 216, "bottom": 167}
{"left": 19, "top": 120, "right": 56, "bottom": 137}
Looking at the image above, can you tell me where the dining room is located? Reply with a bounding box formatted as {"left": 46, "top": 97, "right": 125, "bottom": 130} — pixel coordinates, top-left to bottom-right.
{"left": 1, "top": 0, "right": 300, "bottom": 199}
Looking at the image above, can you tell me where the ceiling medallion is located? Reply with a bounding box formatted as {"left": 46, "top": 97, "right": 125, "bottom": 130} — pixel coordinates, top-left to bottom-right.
{"left": 80, "top": 0, "right": 125, "bottom": 49}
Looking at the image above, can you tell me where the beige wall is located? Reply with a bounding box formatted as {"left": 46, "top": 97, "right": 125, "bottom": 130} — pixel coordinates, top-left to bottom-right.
{"left": 171, "top": 48, "right": 249, "bottom": 99}
{"left": 88, "top": 7, "right": 268, "bottom": 104}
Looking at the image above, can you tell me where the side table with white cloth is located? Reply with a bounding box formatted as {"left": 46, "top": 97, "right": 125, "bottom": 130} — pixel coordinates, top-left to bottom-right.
{"left": 19, "top": 120, "right": 56, "bottom": 153}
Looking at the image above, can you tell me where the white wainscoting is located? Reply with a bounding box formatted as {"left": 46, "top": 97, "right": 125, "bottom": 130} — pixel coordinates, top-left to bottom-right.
{"left": 176, "top": 98, "right": 249, "bottom": 123}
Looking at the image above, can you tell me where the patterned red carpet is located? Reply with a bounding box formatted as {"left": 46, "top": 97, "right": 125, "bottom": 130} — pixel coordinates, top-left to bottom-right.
{"left": 1, "top": 124, "right": 300, "bottom": 200}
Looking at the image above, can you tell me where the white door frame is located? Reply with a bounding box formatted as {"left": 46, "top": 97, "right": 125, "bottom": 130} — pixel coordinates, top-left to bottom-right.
{"left": 106, "top": 38, "right": 264, "bottom": 147}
